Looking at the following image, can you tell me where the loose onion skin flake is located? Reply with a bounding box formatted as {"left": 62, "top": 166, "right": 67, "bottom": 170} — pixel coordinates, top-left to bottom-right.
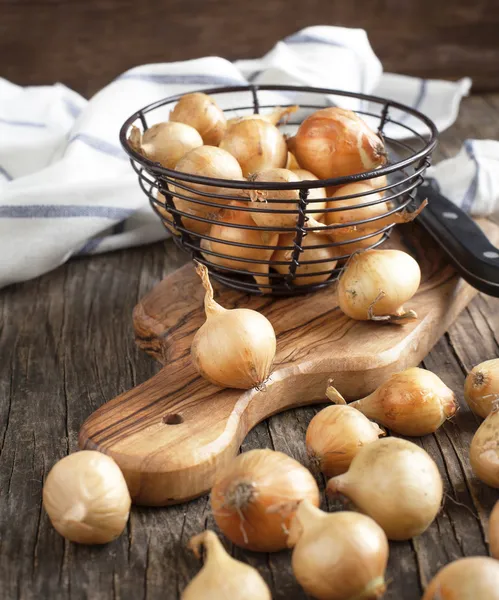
{"left": 327, "top": 367, "right": 458, "bottom": 436}
{"left": 210, "top": 449, "right": 320, "bottom": 552}
{"left": 288, "top": 107, "right": 387, "bottom": 180}
{"left": 422, "top": 557, "right": 499, "bottom": 600}
{"left": 288, "top": 500, "right": 389, "bottom": 600}
{"left": 464, "top": 358, "right": 499, "bottom": 418}
{"left": 327, "top": 437, "right": 443, "bottom": 540}
{"left": 181, "top": 530, "right": 271, "bottom": 600}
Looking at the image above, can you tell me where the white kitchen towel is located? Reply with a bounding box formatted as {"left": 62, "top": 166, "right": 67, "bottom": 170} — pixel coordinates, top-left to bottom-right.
{"left": 0, "top": 25, "right": 477, "bottom": 289}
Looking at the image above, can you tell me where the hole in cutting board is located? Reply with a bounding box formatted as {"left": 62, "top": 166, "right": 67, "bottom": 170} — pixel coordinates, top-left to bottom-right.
{"left": 163, "top": 413, "right": 184, "bottom": 425}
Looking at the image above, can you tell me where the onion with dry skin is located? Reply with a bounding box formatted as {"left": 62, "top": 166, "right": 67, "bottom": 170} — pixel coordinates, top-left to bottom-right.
{"left": 227, "top": 105, "right": 298, "bottom": 129}
{"left": 292, "top": 168, "right": 327, "bottom": 220}
{"left": 248, "top": 168, "right": 325, "bottom": 230}
{"left": 128, "top": 122, "right": 202, "bottom": 169}
{"left": 286, "top": 151, "right": 301, "bottom": 170}
{"left": 271, "top": 232, "right": 338, "bottom": 286}
{"left": 191, "top": 264, "right": 276, "bottom": 389}
{"left": 490, "top": 500, "right": 499, "bottom": 559}
{"left": 220, "top": 119, "right": 287, "bottom": 177}
{"left": 306, "top": 405, "right": 385, "bottom": 477}
{"left": 43, "top": 451, "right": 131, "bottom": 544}
{"left": 464, "top": 358, "right": 499, "bottom": 418}
{"left": 327, "top": 367, "right": 458, "bottom": 436}
{"left": 210, "top": 449, "right": 320, "bottom": 552}
{"left": 182, "top": 530, "right": 271, "bottom": 600}
{"left": 205, "top": 200, "right": 278, "bottom": 292}
{"left": 337, "top": 249, "right": 421, "bottom": 324}
{"left": 170, "top": 92, "right": 227, "bottom": 146}
{"left": 288, "top": 500, "right": 389, "bottom": 600}
{"left": 288, "top": 107, "right": 387, "bottom": 180}
{"left": 470, "top": 407, "right": 499, "bottom": 487}
{"left": 327, "top": 437, "right": 443, "bottom": 540}
{"left": 422, "top": 557, "right": 499, "bottom": 600}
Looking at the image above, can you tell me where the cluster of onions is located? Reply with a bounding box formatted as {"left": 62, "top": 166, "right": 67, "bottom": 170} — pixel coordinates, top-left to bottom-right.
{"left": 191, "top": 264, "right": 276, "bottom": 389}
{"left": 327, "top": 437, "right": 443, "bottom": 540}
{"left": 288, "top": 501, "right": 389, "bottom": 600}
{"left": 210, "top": 448, "right": 320, "bottom": 552}
{"left": 337, "top": 249, "right": 422, "bottom": 324}
{"left": 327, "top": 367, "right": 458, "bottom": 436}
{"left": 182, "top": 530, "right": 271, "bottom": 600}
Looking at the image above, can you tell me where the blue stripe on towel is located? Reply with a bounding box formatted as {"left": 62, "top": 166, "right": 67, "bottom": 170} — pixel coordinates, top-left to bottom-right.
{"left": 0, "top": 205, "right": 135, "bottom": 219}
{"left": 63, "top": 97, "right": 83, "bottom": 119}
{"left": 67, "top": 133, "right": 127, "bottom": 159}
{"left": 118, "top": 73, "right": 245, "bottom": 86}
{"left": 0, "top": 117, "right": 46, "bottom": 128}
{"left": 462, "top": 140, "right": 479, "bottom": 213}
{"left": 0, "top": 166, "right": 12, "bottom": 181}
{"left": 76, "top": 237, "right": 104, "bottom": 255}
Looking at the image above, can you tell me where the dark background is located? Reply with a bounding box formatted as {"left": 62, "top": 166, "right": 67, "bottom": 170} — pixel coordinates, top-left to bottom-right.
{"left": 1, "top": 0, "right": 498, "bottom": 97}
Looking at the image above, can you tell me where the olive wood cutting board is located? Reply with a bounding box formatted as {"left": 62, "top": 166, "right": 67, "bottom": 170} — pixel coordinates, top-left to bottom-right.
{"left": 79, "top": 220, "right": 499, "bottom": 506}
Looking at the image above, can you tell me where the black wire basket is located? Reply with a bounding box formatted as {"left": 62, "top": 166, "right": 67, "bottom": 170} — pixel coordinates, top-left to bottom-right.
{"left": 120, "top": 85, "right": 438, "bottom": 296}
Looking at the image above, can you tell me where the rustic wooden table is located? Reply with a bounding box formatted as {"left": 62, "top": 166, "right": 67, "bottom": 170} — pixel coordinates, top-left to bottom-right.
{"left": 1, "top": 94, "right": 499, "bottom": 599}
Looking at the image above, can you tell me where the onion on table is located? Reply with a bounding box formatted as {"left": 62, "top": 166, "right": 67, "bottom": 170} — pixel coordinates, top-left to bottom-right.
{"left": 288, "top": 500, "right": 389, "bottom": 600}
{"left": 182, "top": 530, "right": 271, "bottom": 600}
{"left": 210, "top": 448, "right": 320, "bottom": 552}
{"left": 489, "top": 500, "right": 499, "bottom": 559}
{"left": 337, "top": 248, "right": 421, "bottom": 325}
{"left": 170, "top": 92, "right": 227, "bottom": 146}
{"left": 422, "top": 557, "right": 499, "bottom": 600}
{"left": 288, "top": 107, "right": 387, "bottom": 180}
{"left": 464, "top": 358, "right": 499, "bottom": 418}
{"left": 469, "top": 406, "right": 499, "bottom": 487}
{"left": 191, "top": 264, "right": 276, "bottom": 389}
{"left": 128, "top": 122, "right": 202, "bottom": 169}
{"left": 201, "top": 200, "right": 278, "bottom": 292}
{"left": 306, "top": 405, "right": 385, "bottom": 477}
{"left": 271, "top": 231, "right": 338, "bottom": 286}
{"left": 327, "top": 367, "right": 458, "bottom": 436}
{"left": 327, "top": 437, "right": 443, "bottom": 540}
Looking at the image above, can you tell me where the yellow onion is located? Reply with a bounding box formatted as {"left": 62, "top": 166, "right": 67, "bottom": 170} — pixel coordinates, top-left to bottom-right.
{"left": 464, "top": 358, "right": 499, "bottom": 418}
{"left": 422, "top": 557, "right": 499, "bottom": 600}
{"left": 211, "top": 449, "right": 320, "bottom": 552}
{"left": 288, "top": 107, "right": 386, "bottom": 180}
{"left": 205, "top": 200, "right": 278, "bottom": 292}
{"left": 288, "top": 501, "right": 388, "bottom": 600}
{"left": 292, "top": 168, "right": 327, "bottom": 220}
{"left": 337, "top": 249, "right": 421, "bottom": 324}
{"left": 490, "top": 500, "right": 499, "bottom": 559}
{"left": 191, "top": 264, "right": 276, "bottom": 389}
{"left": 227, "top": 105, "right": 298, "bottom": 129}
{"left": 170, "top": 92, "right": 227, "bottom": 146}
{"left": 327, "top": 367, "right": 458, "bottom": 436}
{"left": 327, "top": 437, "right": 443, "bottom": 540}
{"left": 248, "top": 168, "right": 325, "bottom": 230}
{"left": 128, "top": 122, "right": 202, "bottom": 169}
{"left": 306, "top": 405, "right": 385, "bottom": 477}
{"left": 470, "top": 407, "right": 499, "bottom": 488}
{"left": 286, "top": 151, "right": 301, "bottom": 170}
{"left": 182, "top": 530, "right": 271, "bottom": 600}
{"left": 220, "top": 119, "right": 287, "bottom": 177}
{"left": 156, "top": 192, "right": 215, "bottom": 236}
{"left": 271, "top": 232, "right": 338, "bottom": 286}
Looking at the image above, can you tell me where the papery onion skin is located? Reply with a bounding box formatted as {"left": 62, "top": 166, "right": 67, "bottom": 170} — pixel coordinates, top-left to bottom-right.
{"left": 227, "top": 106, "right": 298, "bottom": 129}
{"left": 271, "top": 232, "right": 338, "bottom": 286}
{"left": 211, "top": 449, "right": 320, "bottom": 552}
{"left": 470, "top": 407, "right": 499, "bottom": 488}
{"left": 191, "top": 264, "right": 276, "bottom": 389}
{"left": 156, "top": 192, "right": 216, "bottom": 236}
{"left": 170, "top": 92, "right": 227, "bottom": 146}
{"left": 129, "top": 122, "right": 203, "bottom": 169}
{"left": 306, "top": 405, "right": 385, "bottom": 477}
{"left": 43, "top": 451, "right": 131, "bottom": 545}
{"left": 289, "top": 107, "right": 386, "bottom": 180}
{"left": 220, "top": 119, "right": 287, "bottom": 177}
{"left": 289, "top": 501, "right": 388, "bottom": 600}
{"left": 327, "top": 437, "right": 443, "bottom": 540}
{"left": 422, "top": 557, "right": 499, "bottom": 600}
{"left": 337, "top": 249, "right": 421, "bottom": 324}
{"left": 328, "top": 367, "right": 458, "bottom": 436}
{"left": 489, "top": 500, "right": 499, "bottom": 559}
{"left": 292, "top": 168, "right": 327, "bottom": 219}
{"left": 464, "top": 358, "right": 499, "bottom": 418}
{"left": 182, "top": 530, "right": 271, "bottom": 600}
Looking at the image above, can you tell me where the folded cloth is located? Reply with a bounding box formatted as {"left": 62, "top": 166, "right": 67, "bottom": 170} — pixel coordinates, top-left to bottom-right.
{"left": 0, "top": 25, "right": 474, "bottom": 288}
